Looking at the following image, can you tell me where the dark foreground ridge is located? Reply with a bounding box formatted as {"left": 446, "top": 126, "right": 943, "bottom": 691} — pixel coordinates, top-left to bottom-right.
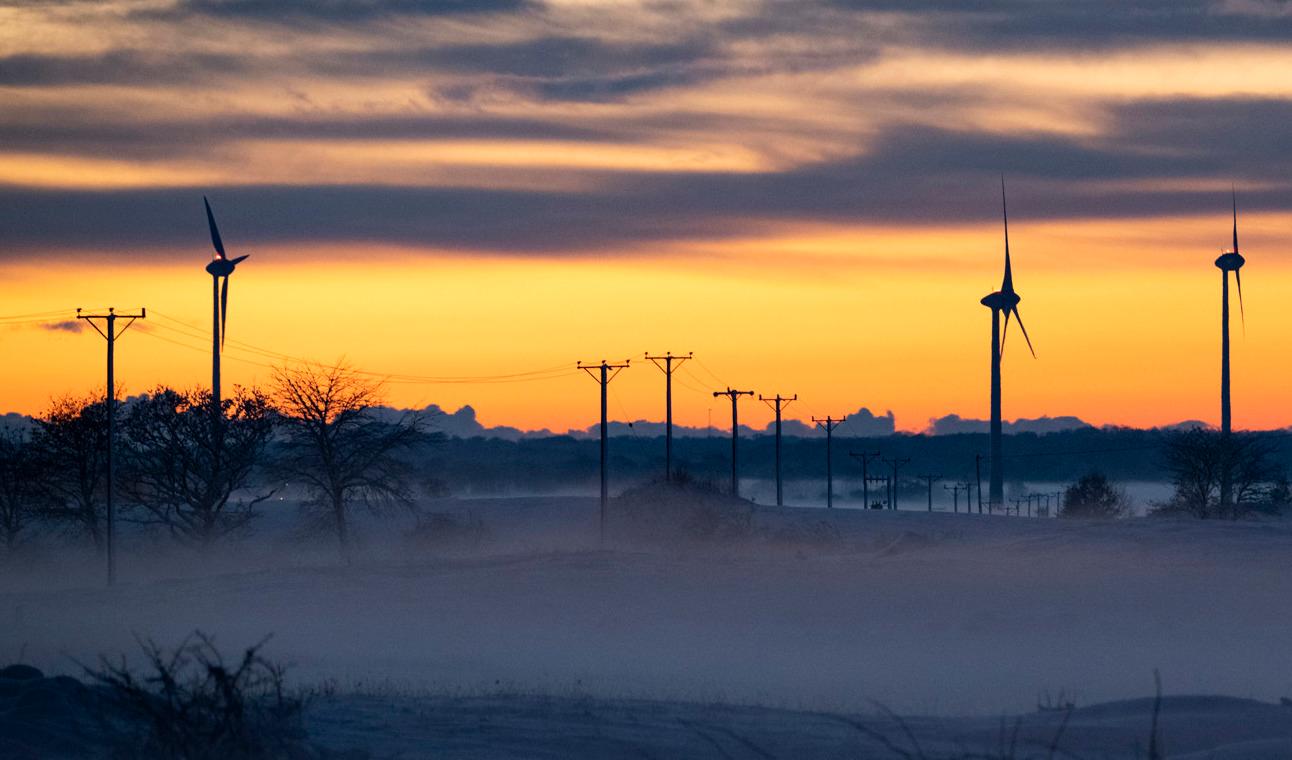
{"left": 6, "top": 660, "right": 1292, "bottom": 758}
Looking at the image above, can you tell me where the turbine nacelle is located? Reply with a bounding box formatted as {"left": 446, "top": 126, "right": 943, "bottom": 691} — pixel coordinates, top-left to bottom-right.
{"left": 980, "top": 290, "right": 1020, "bottom": 311}
{"left": 1215, "top": 251, "right": 1245, "bottom": 271}
{"left": 205, "top": 254, "right": 248, "bottom": 277}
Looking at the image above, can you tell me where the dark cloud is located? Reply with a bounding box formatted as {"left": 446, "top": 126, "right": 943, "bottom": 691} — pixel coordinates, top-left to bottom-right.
{"left": 0, "top": 113, "right": 618, "bottom": 160}
{"left": 40, "top": 320, "right": 83, "bottom": 333}
{"left": 140, "top": 0, "right": 531, "bottom": 22}
{"left": 3, "top": 95, "right": 1292, "bottom": 257}
{"left": 825, "top": 0, "right": 1292, "bottom": 50}
{"left": 0, "top": 50, "right": 248, "bottom": 87}
{"left": 926, "top": 413, "right": 1092, "bottom": 435}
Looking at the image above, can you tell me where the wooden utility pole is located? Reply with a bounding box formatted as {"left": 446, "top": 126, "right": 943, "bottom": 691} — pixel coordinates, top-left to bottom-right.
{"left": 849, "top": 451, "right": 881, "bottom": 510}
{"left": 578, "top": 359, "right": 630, "bottom": 543}
{"left": 713, "top": 387, "right": 754, "bottom": 497}
{"left": 77, "top": 307, "right": 146, "bottom": 586}
{"left": 883, "top": 456, "right": 911, "bottom": 511}
{"left": 944, "top": 483, "right": 964, "bottom": 513}
{"left": 644, "top": 351, "right": 691, "bottom": 482}
{"left": 760, "top": 394, "right": 796, "bottom": 507}
{"left": 812, "top": 415, "right": 846, "bottom": 509}
{"left": 917, "top": 473, "right": 940, "bottom": 512}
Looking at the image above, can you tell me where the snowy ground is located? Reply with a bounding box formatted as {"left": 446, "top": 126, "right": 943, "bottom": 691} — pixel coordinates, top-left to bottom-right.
{"left": 2, "top": 495, "right": 1291, "bottom": 757}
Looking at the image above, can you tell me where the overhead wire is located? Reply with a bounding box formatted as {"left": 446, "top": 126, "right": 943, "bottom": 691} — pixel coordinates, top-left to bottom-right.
{"left": 145, "top": 309, "right": 578, "bottom": 385}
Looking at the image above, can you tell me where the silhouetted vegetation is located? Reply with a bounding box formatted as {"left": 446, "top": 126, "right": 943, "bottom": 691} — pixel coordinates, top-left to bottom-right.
{"left": 611, "top": 478, "right": 754, "bottom": 543}
{"left": 86, "top": 632, "right": 311, "bottom": 759}
{"left": 0, "top": 428, "right": 41, "bottom": 552}
{"left": 118, "top": 387, "right": 276, "bottom": 545}
{"left": 271, "top": 362, "right": 425, "bottom": 557}
{"left": 30, "top": 393, "right": 109, "bottom": 546}
{"left": 1153, "top": 429, "right": 1278, "bottom": 519}
{"left": 1059, "top": 473, "right": 1129, "bottom": 519}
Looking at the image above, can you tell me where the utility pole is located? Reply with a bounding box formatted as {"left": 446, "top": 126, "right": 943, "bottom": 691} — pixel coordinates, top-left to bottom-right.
{"left": 713, "top": 387, "right": 754, "bottom": 497}
{"left": 944, "top": 483, "right": 963, "bottom": 513}
{"left": 917, "top": 473, "right": 940, "bottom": 512}
{"left": 849, "top": 451, "right": 882, "bottom": 510}
{"left": 812, "top": 415, "right": 846, "bottom": 509}
{"left": 760, "top": 394, "right": 796, "bottom": 507}
{"left": 883, "top": 456, "right": 910, "bottom": 511}
{"left": 1052, "top": 490, "right": 1063, "bottom": 517}
{"left": 578, "top": 359, "right": 630, "bottom": 544}
{"left": 975, "top": 453, "right": 984, "bottom": 514}
{"left": 645, "top": 351, "right": 691, "bottom": 482}
{"left": 77, "top": 307, "right": 146, "bottom": 586}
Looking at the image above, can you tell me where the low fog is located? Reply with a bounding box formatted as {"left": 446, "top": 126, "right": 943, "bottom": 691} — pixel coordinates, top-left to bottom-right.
{"left": 5, "top": 491, "right": 1290, "bottom": 721}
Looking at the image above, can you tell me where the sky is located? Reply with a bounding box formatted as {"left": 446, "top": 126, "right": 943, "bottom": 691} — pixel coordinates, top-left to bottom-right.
{"left": 1, "top": 0, "right": 1291, "bottom": 434}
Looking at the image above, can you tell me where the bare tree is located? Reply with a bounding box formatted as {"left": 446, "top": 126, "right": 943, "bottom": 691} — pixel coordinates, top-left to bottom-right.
{"left": 271, "top": 362, "right": 425, "bottom": 557}
{"left": 1155, "top": 428, "right": 1276, "bottom": 519}
{"left": 118, "top": 387, "right": 276, "bottom": 546}
{"left": 30, "top": 394, "right": 109, "bottom": 546}
{"left": 0, "top": 428, "right": 42, "bottom": 552}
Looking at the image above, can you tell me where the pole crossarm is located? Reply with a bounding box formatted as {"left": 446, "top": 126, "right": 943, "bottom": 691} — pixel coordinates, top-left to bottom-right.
{"left": 811, "top": 415, "right": 846, "bottom": 432}
{"left": 644, "top": 351, "right": 691, "bottom": 373}
{"left": 759, "top": 393, "right": 797, "bottom": 413}
{"left": 578, "top": 359, "right": 630, "bottom": 383}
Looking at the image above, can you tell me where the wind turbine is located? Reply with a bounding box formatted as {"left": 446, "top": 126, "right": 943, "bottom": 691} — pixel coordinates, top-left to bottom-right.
{"left": 1215, "top": 190, "right": 1245, "bottom": 509}
{"left": 979, "top": 178, "right": 1035, "bottom": 510}
{"left": 202, "top": 197, "right": 249, "bottom": 417}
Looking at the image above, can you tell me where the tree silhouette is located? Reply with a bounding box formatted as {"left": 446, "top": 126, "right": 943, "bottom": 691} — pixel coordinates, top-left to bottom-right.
{"left": 0, "top": 428, "right": 42, "bottom": 552}
{"left": 118, "top": 387, "right": 276, "bottom": 545}
{"left": 1156, "top": 428, "right": 1275, "bottom": 519}
{"left": 271, "top": 362, "right": 425, "bottom": 558}
{"left": 30, "top": 394, "right": 109, "bottom": 547}
{"left": 1058, "top": 472, "right": 1129, "bottom": 519}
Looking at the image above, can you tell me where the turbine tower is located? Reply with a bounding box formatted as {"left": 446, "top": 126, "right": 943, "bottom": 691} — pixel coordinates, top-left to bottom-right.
{"left": 1216, "top": 190, "right": 1245, "bottom": 510}
{"left": 203, "top": 197, "right": 249, "bottom": 416}
{"left": 979, "top": 179, "right": 1035, "bottom": 509}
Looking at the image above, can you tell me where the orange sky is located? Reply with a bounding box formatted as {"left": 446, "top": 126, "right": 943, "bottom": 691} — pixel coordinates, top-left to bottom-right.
{"left": 1, "top": 211, "right": 1287, "bottom": 433}
{"left": 1, "top": 1, "right": 1290, "bottom": 433}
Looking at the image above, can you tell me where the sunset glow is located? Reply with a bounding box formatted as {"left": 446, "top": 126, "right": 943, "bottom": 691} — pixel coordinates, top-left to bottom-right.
{"left": 2, "top": 0, "right": 1289, "bottom": 433}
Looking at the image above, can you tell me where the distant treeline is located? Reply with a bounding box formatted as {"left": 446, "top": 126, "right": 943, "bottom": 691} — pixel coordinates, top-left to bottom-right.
{"left": 421, "top": 427, "right": 1292, "bottom": 495}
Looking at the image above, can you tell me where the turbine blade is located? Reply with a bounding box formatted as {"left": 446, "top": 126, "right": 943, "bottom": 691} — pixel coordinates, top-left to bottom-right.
{"left": 1235, "top": 269, "right": 1246, "bottom": 335}
{"left": 1000, "top": 307, "right": 1010, "bottom": 359}
{"left": 1232, "top": 186, "right": 1239, "bottom": 253}
{"left": 230, "top": 255, "right": 249, "bottom": 266}
{"left": 1012, "top": 306, "right": 1036, "bottom": 358}
{"left": 1000, "top": 176, "right": 1014, "bottom": 293}
{"left": 203, "top": 196, "right": 226, "bottom": 259}
{"left": 220, "top": 275, "right": 229, "bottom": 351}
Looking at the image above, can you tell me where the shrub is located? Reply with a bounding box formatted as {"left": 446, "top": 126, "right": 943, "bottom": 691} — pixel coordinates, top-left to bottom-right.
{"left": 1059, "top": 473, "right": 1129, "bottom": 519}
{"left": 85, "top": 632, "right": 313, "bottom": 759}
